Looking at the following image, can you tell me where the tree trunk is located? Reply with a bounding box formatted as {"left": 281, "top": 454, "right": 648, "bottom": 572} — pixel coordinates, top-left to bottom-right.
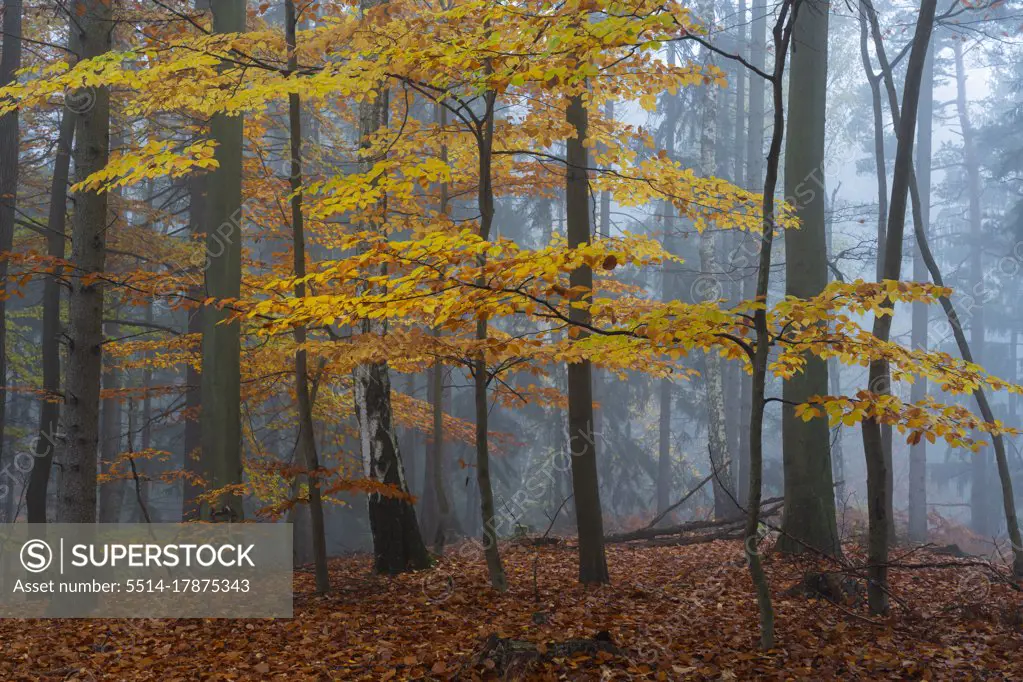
{"left": 738, "top": 0, "right": 767, "bottom": 508}
{"left": 286, "top": 0, "right": 329, "bottom": 593}
{"left": 182, "top": 172, "right": 204, "bottom": 521}
{"left": 356, "top": 0, "right": 429, "bottom": 574}
{"left": 566, "top": 92, "right": 609, "bottom": 584}
{"left": 954, "top": 40, "right": 991, "bottom": 537}
{"left": 777, "top": 0, "right": 839, "bottom": 556}
{"left": 656, "top": 47, "right": 681, "bottom": 518}
{"left": 200, "top": 0, "right": 245, "bottom": 521}
{"left": 745, "top": 1, "right": 800, "bottom": 648}
{"left": 860, "top": 0, "right": 937, "bottom": 614}
{"left": 0, "top": 0, "right": 21, "bottom": 472}
{"left": 59, "top": 0, "right": 112, "bottom": 523}
{"left": 697, "top": 0, "right": 737, "bottom": 519}
{"left": 473, "top": 84, "right": 507, "bottom": 591}
{"left": 908, "top": 33, "right": 934, "bottom": 544}
{"left": 98, "top": 318, "right": 122, "bottom": 523}
{"left": 27, "top": 110, "right": 74, "bottom": 523}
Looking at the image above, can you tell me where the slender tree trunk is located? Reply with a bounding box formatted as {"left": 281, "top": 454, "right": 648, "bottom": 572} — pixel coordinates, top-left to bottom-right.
{"left": 0, "top": 0, "right": 21, "bottom": 469}
{"left": 697, "top": 0, "right": 737, "bottom": 519}
{"left": 473, "top": 85, "right": 507, "bottom": 591}
{"left": 200, "top": 0, "right": 245, "bottom": 521}
{"left": 657, "top": 47, "right": 681, "bottom": 518}
{"left": 286, "top": 0, "right": 329, "bottom": 593}
{"left": 777, "top": 0, "right": 839, "bottom": 556}
{"left": 356, "top": 0, "right": 429, "bottom": 574}
{"left": 566, "top": 92, "right": 609, "bottom": 584}
{"left": 27, "top": 112, "right": 73, "bottom": 523}
{"left": 745, "top": 1, "right": 799, "bottom": 649}
{"left": 908, "top": 34, "right": 934, "bottom": 544}
{"left": 826, "top": 189, "right": 845, "bottom": 504}
{"left": 420, "top": 100, "right": 457, "bottom": 551}
{"left": 738, "top": 0, "right": 767, "bottom": 508}
{"left": 860, "top": 0, "right": 937, "bottom": 614}
{"left": 859, "top": 5, "right": 887, "bottom": 281}
{"left": 59, "top": 0, "right": 112, "bottom": 523}
{"left": 182, "top": 173, "right": 204, "bottom": 521}
{"left": 953, "top": 40, "right": 992, "bottom": 536}
{"left": 98, "top": 318, "right": 122, "bottom": 523}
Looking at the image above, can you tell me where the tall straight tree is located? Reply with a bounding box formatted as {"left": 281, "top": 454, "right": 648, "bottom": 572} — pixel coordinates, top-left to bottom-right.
{"left": 27, "top": 110, "right": 74, "bottom": 522}
{"left": 286, "top": 0, "right": 329, "bottom": 593}
{"left": 201, "top": 0, "right": 246, "bottom": 521}
{"left": 738, "top": 0, "right": 767, "bottom": 507}
{"left": 696, "top": 0, "right": 737, "bottom": 519}
{"left": 778, "top": 0, "right": 839, "bottom": 555}
{"left": 954, "top": 39, "right": 992, "bottom": 536}
{"left": 657, "top": 46, "right": 681, "bottom": 516}
{"left": 909, "top": 32, "right": 935, "bottom": 543}
{"left": 355, "top": 0, "right": 429, "bottom": 574}
{"left": 59, "top": 0, "right": 112, "bottom": 523}
{"left": 0, "top": 0, "right": 20, "bottom": 467}
{"left": 566, "top": 91, "right": 609, "bottom": 584}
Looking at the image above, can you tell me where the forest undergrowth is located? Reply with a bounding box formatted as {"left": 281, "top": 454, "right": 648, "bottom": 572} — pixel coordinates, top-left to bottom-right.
{"left": 1, "top": 524, "right": 1020, "bottom": 681}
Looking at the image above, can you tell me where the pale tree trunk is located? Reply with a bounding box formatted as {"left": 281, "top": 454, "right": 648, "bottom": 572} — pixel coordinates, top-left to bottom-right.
{"left": 860, "top": 0, "right": 937, "bottom": 614}
{"left": 954, "top": 40, "right": 992, "bottom": 537}
{"left": 201, "top": 0, "right": 245, "bottom": 521}
{"left": 0, "top": 0, "right": 21, "bottom": 469}
{"left": 59, "top": 0, "right": 112, "bottom": 523}
{"left": 286, "top": 0, "right": 329, "bottom": 593}
{"left": 777, "top": 0, "right": 839, "bottom": 556}
{"left": 356, "top": 0, "right": 429, "bottom": 574}
{"left": 657, "top": 47, "right": 681, "bottom": 517}
{"left": 738, "top": 0, "right": 767, "bottom": 508}
{"left": 27, "top": 110, "right": 74, "bottom": 522}
{"left": 825, "top": 189, "right": 845, "bottom": 504}
{"left": 566, "top": 93, "right": 609, "bottom": 584}
{"left": 908, "top": 34, "right": 934, "bottom": 544}
{"left": 697, "top": 0, "right": 737, "bottom": 520}
{"left": 859, "top": 4, "right": 887, "bottom": 280}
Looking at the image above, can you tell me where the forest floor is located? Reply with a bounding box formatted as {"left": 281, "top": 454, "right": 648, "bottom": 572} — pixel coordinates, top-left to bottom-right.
{"left": 1, "top": 535, "right": 1021, "bottom": 680}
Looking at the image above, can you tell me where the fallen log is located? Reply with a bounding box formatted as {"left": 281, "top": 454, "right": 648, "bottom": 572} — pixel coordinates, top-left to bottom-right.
{"left": 472, "top": 631, "right": 619, "bottom": 678}
{"left": 605, "top": 498, "right": 783, "bottom": 544}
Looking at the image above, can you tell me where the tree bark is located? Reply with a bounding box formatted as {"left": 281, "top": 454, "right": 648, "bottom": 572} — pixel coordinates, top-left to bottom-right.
{"left": 200, "top": 0, "right": 245, "bottom": 521}
{"left": 777, "top": 0, "right": 839, "bottom": 556}
{"left": 566, "top": 92, "right": 609, "bottom": 584}
{"left": 59, "top": 0, "right": 112, "bottom": 523}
